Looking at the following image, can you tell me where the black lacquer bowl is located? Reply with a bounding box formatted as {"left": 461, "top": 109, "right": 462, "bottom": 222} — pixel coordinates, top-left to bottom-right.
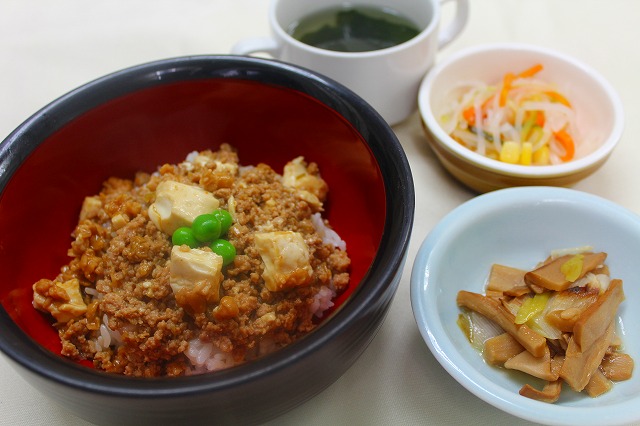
{"left": 0, "top": 56, "right": 414, "bottom": 425}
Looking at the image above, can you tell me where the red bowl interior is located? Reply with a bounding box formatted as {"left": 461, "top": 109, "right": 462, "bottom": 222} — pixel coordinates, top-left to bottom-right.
{"left": 0, "top": 78, "right": 385, "bottom": 357}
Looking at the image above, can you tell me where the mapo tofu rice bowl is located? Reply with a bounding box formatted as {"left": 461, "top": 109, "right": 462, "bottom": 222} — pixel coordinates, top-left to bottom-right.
{"left": 0, "top": 56, "right": 413, "bottom": 425}
{"left": 32, "top": 144, "right": 352, "bottom": 376}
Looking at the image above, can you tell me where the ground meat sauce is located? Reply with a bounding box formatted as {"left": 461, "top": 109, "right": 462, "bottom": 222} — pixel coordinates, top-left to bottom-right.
{"left": 32, "top": 144, "right": 351, "bottom": 377}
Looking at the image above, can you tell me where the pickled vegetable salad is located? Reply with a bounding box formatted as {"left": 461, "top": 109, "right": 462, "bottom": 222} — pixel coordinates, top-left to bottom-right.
{"left": 439, "top": 64, "right": 582, "bottom": 165}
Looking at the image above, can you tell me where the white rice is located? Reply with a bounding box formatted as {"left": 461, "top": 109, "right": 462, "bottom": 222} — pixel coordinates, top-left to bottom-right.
{"left": 177, "top": 151, "right": 200, "bottom": 171}
{"left": 84, "top": 287, "right": 102, "bottom": 299}
{"left": 186, "top": 283, "right": 336, "bottom": 372}
{"left": 238, "top": 165, "right": 255, "bottom": 176}
{"left": 311, "top": 213, "right": 346, "bottom": 251}
{"left": 185, "top": 338, "right": 236, "bottom": 373}
{"left": 310, "top": 285, "right": 336, "bottom": 318}
{"left": 258, "top": 337, "right": 277, "bottom": 356}
{"left": 184, "top": 151, "right": 199, "bottom": 163}
{"left": 94, "top": 314, "right": 122, "bottom": 352}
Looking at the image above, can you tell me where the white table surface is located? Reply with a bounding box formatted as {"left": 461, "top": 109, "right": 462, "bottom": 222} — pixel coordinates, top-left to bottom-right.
{"left": 1, "top": 1, "right": 639, "bottom": 425}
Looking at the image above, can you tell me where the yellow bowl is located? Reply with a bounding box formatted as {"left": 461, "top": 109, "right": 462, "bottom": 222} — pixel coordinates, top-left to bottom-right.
{"left": 418, "top": 43, "right": 624, "bottom": 193}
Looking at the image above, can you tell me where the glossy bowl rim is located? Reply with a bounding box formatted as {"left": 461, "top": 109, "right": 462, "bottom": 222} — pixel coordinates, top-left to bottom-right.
{"left": 418, "top": 42, "right": 624, "bottom": 179}
{"left": 0, "top": 55, "right": 415, "bottom": 398}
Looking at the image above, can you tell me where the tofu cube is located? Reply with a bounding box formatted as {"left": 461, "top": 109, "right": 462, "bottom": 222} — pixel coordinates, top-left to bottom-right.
{"left": 79, "top": 196, "right": 102, "bottom": 221}
{"left": 170, "top": 246, "right": 224, "bottom": 312}
{"left": 254, "top": 231, "right": 313, "bottom": 292}
{"left": 282, "top": 156, "right": 328, "bottom": 209}
{"left": 149, "top": 180, "right": 219, "bottom": 234}
{"left": 32, "top": 278, "right": 88, "bottom": 323}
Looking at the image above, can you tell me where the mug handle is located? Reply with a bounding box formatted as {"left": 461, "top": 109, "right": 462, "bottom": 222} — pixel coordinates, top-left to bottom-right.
{"left": 437, "top": 0, "right": 469, "bottom": 49}
{"left": 231, "top": 37, "right": 280, "bottom": 57}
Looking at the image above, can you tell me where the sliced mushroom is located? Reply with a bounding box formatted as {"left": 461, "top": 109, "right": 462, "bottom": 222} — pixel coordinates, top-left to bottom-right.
{"left": 457, "top": 291, "right": 547, "bottom": 357}
{"left": 519, "top": 380, "right": 562, "bottom": 403}
{"left": 573, "top": 279, "right": 624, "bottom": 351}
{"left": 486, "top": 264, "right": 528, "bottom": 296}
{"left": 543, "top": 285, "right": 600, "bottom": 333}
{"left": 524, "top": 252, "right": 607, "bottom": 291}
{"left": 550, "top": 354, "right": 564, "bottom": 380}
{"left": 504, "top": 346, "right": 557, "bottom": 381}
{"left": 483, "top": 333, "right": 524, "bottom": 365}
{"left": 584, "top": 368, "right": 613, "bottom": 397}
{"left": 601, "top": 352, "right": 634, "bottom": 382}
{"left": 560, "top": 320, "right": 615, "bottom": 392}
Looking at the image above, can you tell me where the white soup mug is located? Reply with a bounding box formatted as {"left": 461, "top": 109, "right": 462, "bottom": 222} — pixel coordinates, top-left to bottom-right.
{"left": 232, "top": 0, "right": 469, "bottom": 125}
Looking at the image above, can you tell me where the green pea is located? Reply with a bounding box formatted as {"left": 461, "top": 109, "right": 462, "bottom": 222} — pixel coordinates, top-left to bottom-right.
{"left": 212, "top": 209, "right": 233, "bottom": 235}
{"left": 172, "top": 227, "right": 198, "bottom": 248}
{"left": 210, "top": 239, "right": 236, "bottom": 266}
{"left": 192, "top": 213, "right": 221, "bottom": 242}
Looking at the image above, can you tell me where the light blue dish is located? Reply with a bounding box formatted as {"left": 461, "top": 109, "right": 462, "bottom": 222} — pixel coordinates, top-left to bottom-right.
{"left": 411, "top": 186, "right": 640, "bottom": 426}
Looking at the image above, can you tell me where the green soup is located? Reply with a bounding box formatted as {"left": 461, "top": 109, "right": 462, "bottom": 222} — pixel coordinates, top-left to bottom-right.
{"left": 288, "top": 5, "right": 421, "bottom": 53}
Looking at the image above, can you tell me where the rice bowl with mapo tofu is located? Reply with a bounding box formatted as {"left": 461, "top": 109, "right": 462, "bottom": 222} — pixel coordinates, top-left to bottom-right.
{"left": 32, "top": 144, "right": 351, "bottom": 377}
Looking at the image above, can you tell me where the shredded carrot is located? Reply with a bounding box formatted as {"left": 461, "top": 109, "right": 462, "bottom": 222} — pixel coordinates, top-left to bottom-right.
{"left": 554, "top": 129, "right": 575, "bottom": 161}
{"left": 545, "top": 91, "right": 572, "bottom": 107}
{"left": 499, "top": 73, "right": 515, "bottom": 107}
{"left": 462, "top": 95, "right": 495, "bottom": 126}
{"left": 517, "top": 63, "right": 544, "bottom": 78}
{"left": 536, "top": 111, "right": 545, "bottom": 127}
{"left": 462, "top": 106, "right": 476, "bottom": 126}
